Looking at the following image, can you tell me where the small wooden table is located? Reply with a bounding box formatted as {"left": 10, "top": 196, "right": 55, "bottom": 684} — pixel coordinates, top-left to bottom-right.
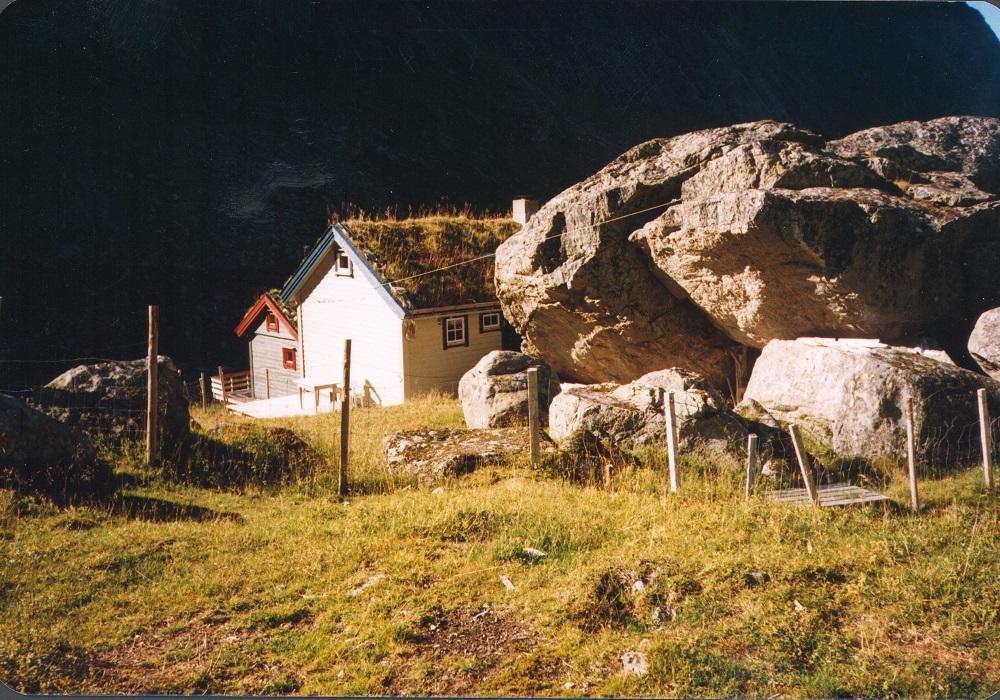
{"left": 294, "top": 377, "right": 339, "bottom": 413}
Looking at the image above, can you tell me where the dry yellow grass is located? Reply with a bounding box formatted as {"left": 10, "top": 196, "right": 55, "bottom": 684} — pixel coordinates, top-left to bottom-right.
{"left": 1, "top": 396, "right": 999, "bottom": 696}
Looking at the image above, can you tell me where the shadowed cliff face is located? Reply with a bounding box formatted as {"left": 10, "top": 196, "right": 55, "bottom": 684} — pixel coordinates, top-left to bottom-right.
{"left": 1, "top": 0, "right": 999, "bottom": 380}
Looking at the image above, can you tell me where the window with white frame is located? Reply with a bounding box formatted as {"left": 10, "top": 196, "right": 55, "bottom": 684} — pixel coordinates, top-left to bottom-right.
{"left": 479, "top": 311, "right": 501, "bottom": 333}
{"left": 443, "top": 316, "right": 467, "bottom": 348}
{"left": 335, "top": 249, "right": 353, "bottom": 276}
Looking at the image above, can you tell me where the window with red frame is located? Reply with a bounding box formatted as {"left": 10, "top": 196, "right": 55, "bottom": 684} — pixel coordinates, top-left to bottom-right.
{"left": 265, "top": 313, "right": 279, "bottom": 333}
{"left": 282, "top": 347, "right": 297, "bottom": 370}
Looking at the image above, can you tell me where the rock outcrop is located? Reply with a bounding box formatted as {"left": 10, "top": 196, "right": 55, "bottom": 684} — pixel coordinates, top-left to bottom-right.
{"left": 968, "top": 307, "right": 1000, "bottom": 381}
{"left": 31, "top": 357, "right": 191, "bottom": 457}
{"left": 548, "top": 369, "right": 747, "bottom": 452}
{"left": 495, "top": 117, "right": 1000, "bottom": 386}
{"left": 384, "top": 428, "right": 555, "bottom": 483}
{"left": 0, "top": 393, "right": 110, "bottom": 498}
{"left": 742, "top": 338, "right": 1000, "bottom": 465}
{"left": 458, "top": 351, "right": 560, "bottom": 429}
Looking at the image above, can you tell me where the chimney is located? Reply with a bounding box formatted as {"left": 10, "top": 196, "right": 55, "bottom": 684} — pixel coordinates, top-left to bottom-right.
{"left": 512, "top": 197, "right": 540, "bottom": 225}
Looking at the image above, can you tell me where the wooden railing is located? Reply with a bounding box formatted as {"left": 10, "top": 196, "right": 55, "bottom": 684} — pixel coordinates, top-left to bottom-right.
{"left": 211, "top": 370, "right": 251, "bottom": 403}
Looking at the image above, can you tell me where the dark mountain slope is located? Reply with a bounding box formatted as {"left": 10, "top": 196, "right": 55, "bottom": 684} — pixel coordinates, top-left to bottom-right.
{"left": 1, "top": 1, "right": 998, "bottom": 379}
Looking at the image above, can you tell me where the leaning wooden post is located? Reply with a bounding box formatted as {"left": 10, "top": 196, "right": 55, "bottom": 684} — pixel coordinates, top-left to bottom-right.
{"left": 265, "top": 368, "right": 271, "bottom": 400}
{"left": 145, "top": 305, "right": 159, "bottom": 467}
{"left": 218, "top": 365, "right": 227, "bottom": 405}
{"left": 665, "top": 391, "right": 679, "bottom": 493}
{"left": 904, "top": 396, "right": 920, "bottom": 511}
{"left": 527, "top": 367, "right": 540, "bottom": 467}
{"left": 199, "top": 371, "right": 207, "bottom": 409}
{"left": 338, "top": 339, "right": 352, "bottom": 497}
{"left": 745, "top": 433, "right": 759, "bottom": 500}
{"left": 977, "top": 388, "right": 994, "bottom": 488}
{"left": 789, "top": 423, "right": 819, "bottom": 505}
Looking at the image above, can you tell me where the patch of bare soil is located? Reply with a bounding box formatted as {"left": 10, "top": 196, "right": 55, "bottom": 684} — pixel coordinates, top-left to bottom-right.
{"left": 388, "top": 605, "right": 536, "bottom": 694}
{"left": 91, "top": 609, "right": 304, "bottom": 694}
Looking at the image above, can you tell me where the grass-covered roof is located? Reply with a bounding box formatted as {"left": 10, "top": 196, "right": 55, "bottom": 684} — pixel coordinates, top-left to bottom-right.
{"left": 342, "top": 214, "right": 520, "bottom": 310}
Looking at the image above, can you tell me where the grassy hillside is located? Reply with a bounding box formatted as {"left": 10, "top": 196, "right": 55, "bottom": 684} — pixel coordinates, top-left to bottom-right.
{"left": 1, "top": 397, "right": 998, "bottom": 696}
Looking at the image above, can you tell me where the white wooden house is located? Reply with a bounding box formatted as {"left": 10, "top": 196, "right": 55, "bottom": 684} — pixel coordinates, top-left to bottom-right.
{"left": 233, "top": 293, "right": 300, "bottom": 399}
{"left": 277, "top": 222, "right": 514, "bottom": 406}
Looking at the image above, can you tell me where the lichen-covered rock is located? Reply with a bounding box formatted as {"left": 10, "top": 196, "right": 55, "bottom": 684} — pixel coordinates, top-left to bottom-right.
{"left": 0, "top": 393, "right": 110, "bottom": 499}
{"left": 968, "top": 307, "right": 1000, "bottom": 380}
{"left": 458, "top": 351, "right": 560, "bottom": 428}
{"left": 742, "top": 338, "right": 1000, "bottom": 465}
{"left": 547, "top": 369, "right": 747, "bottom": 452}
{"left": 495, "top": 116, "right": 1000, "bottom": 385}
{"left": 31, "top": 357, "right": 190, "bottom": 458}
{"left": 383, "top": 428, "right": 554, "bottom": 483}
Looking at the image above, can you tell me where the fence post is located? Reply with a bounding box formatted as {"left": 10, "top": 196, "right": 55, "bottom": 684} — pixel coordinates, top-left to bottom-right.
{"left": 145, "top": 305, "right": 159, "bottom": 467}
{"left": 904, "top": 396, "right": 920, "bottom": 511}
{"left": 199, "top": 371, "right": 207, "bottom": 409}
{"left": 339, "top": 339, "right": 352, "bottom": 497}
{"left": 218, "top": 365, "right": 227, "bottom": 405}
{"left": 527, "top": 367, "right": 540, "bottom": 467}
{"left": 665, "top": 391, "right": 679, "bottom": 493}
{"left": 745, "top": 433, "right": 759, "bottom": 499}
{"left": 265, "top": 368, "right": 271, "bottom": 400}
{"left": 789, "top": 423, "right": 819, "bottom": 505}
{"left": 977, "top": 388, "right": 994, "bottom": 488}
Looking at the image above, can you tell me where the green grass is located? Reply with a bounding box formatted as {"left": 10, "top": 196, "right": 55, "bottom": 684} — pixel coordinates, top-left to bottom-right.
{"left": 1, "top": 396, "right": 999, "bottom": 696}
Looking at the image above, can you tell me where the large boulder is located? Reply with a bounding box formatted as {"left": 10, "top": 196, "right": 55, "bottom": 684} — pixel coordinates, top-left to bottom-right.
{"left": 742, "top": 338, "right": 1000, "bottom": 466}
{"left": 0, "top": 393, "right": 110, "bottom": 498}
{"left": 968, "top": 307, "right": 1000, "bottom": 380}
{"left": 548, "top": 369, "right": 747, "bottom": 452}
{"left": 495, "top": 116, "right": 1000, "bottom": 385}
{"left": 458, "top": 351, "right": 560, "bottom": 428}
{"left": 384, "top": 427, "right": 555, "bottom": 483}
{"left": 31, "top": 357, "right": 190, "bottom": 458}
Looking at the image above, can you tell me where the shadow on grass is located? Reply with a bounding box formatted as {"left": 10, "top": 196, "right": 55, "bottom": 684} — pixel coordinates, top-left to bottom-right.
{"left": 108, "top": 494, "right": 244, "bottom": 523}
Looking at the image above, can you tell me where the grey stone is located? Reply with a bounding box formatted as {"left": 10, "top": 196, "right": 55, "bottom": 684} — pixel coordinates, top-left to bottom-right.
{"left": 742, "top": 338, "right": 1000, "bottom": 466}
{"left": 32, "top": 356, "right": 190, "bottom": 458}
{"left": 969, "top": 307, "right": 1000, "bottom": 380}
{"left": 548, "top": 368, "right": 747, "bottom": 452}
{"left": 458, "top": 351, "right": 560, "bottom": 428}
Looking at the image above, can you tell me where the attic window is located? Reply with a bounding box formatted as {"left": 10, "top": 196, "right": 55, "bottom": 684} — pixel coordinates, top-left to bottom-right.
{"left": 479, "top": 311, "right": 501, "bottom": 333}
{"left": 282, "top": 347, "right": 297, "bottom": 370}
{"left": 335, "top": 250, "right": 353, "bottom": 276}
{"left": 443, "top": 316, "right": 468, "bottom": 349}
{"left": 265, "top": 313, "right": 279, "bottom": 333}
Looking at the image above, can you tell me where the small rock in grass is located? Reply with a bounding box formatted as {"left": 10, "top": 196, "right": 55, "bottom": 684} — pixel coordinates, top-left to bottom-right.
{"left": 500, "top": 575, "right": 516, "bottom": 591}
{"left": 471, "top": 604, "right": 492, "bottom": 620}
{"left": 337, "top": 670, "right": 345, "bottom": 680}
{"left": 431, "top": 486, "right": 446, "bottom": 495}
{"left": 522, "top": 546, "right": 547, "bottom": 559}
{"left": 745, "top": 571, "right": 770, "bottom": 588}
{"left": 651, "top": 605, "right": 675, "bottom": 626}
{"left": 349, "top": 574, "right": 385, "bottom": 597}
{"left": 793, "top": 599, "right": 807, "bottom": 613}
{"left": 564, "top": 681, "right": 575, "bottom": 689}
{"left": 631, "top": 579, "right": 646, "bottom": 595}
{"left": 621, "top": 650, "right": 648, "bottom": 677}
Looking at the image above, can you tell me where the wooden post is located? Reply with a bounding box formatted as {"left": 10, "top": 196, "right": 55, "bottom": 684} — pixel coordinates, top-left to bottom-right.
{"left": 145, "top": 305, "right": 159, "bottom": 467}
{"left": 977, "top": 388, "right": 994, "bottom": 488}
{"left": 527, "top": 367, "right": 540, "bottom": 467}
{"left": 789, "top": 423, "right": 819, "bottom": 505}
{"left": 218, "top": 365, "right": 227, "bottom": 405}
{"left": 338, "top": 339, "right": 352, "bottom": 497}
{"left": 199, "top": 371, "right": 207, "bottom": 409}
{"left": 665, "top": 392, "right": 679, "bottom": 493}
{"left": 745, "top": 433, "right": 759, "bottom": 499}
{"left": 265, "top": 368, "right": 271, "bottom": 400}
{"left": 904, "top": 396, "right": 920, "bottom": 511}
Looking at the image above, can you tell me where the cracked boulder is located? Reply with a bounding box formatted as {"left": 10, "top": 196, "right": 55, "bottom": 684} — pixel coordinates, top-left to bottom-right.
{"left": 495, "top": 116, "right": 1000, "bottom": 386}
